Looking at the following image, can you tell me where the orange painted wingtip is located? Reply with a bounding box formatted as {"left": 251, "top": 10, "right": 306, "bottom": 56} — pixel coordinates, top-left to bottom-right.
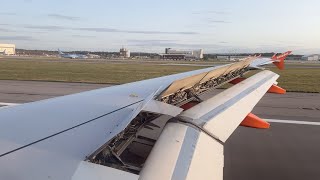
{"left": 272, "top": 51, "right": 292, "bottom": 61}
{"left": 268, "top": 84, "right": 286, "bottom": 94}
{"left": 271, "top": 51, "right": 292, "bottom": 70}
{"left": 240, "top": 113, "right": 270, "bottom": 129}
{"left": 272, "top": 61, "right": 285, "bottom": 70}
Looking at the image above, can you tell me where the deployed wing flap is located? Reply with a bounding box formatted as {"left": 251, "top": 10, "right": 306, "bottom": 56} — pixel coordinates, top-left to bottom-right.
{"left": 72, "top": 161, "right": 138, "bottom": 180}
{"left": 140, "top": 70, "right": 279, "bottom": 180}
{"left": 180, "top": 70, "right": 279, "bottom": 142}
{"left": 140, "top": 123, "right": 224, "bottom": 180}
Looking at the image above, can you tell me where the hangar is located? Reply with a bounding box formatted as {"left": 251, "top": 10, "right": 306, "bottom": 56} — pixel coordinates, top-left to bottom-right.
{"left": 0, "top": 44, "right": 15, "bottom": 55}
{"left": 302, "top": 54, "right": 320, "bottom": 61}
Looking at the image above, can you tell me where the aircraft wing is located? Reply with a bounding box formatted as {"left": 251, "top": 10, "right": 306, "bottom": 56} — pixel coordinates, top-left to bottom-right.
{"left": 250, "top": 51, "right": 292, "bottom": 70}
{"left": 0, "top": 52, "right": 290, "bottom": 180}
{"left": 139, "top": 70, "right": 278, "bottom": 180}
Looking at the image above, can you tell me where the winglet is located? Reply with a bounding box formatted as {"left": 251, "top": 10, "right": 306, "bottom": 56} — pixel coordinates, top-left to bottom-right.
{"left": 240, "top": 113, "right": 270, "bottom": 129}
{"left": 271, "top": 51, "right": 292, "bottom": 70}
{"left": 268, "top": 84, "right": 286, "bottom": 94}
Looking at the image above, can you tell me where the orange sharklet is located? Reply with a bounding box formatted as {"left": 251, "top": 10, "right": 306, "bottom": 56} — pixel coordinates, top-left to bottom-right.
{"left": 240, "top": 113, "right": 270, "bottom": 129}
{"left": 268, "top": 84, "right": 286, "bottom": 94}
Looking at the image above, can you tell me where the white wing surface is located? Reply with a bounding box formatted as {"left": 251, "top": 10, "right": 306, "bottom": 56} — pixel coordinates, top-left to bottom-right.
{"left": 140, "top": 70, "right": 279, "bottom": 180}
{"left": 0, "top": 52, "right": 290, "bottom": 180}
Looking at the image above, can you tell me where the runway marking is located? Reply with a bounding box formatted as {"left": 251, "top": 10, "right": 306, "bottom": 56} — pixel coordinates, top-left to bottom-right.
{"left": 265, "top": 119, "right": 320, "bottom": 126}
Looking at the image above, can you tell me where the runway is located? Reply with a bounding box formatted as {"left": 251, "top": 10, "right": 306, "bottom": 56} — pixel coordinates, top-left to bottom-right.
{"left": 0, "top": 80, "right": 319, "bottom": 180}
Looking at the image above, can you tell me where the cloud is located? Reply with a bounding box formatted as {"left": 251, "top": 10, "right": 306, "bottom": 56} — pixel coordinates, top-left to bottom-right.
{"left": 24, "top": 25, "right": 66, "bottom": 30}
{"left": 0, "top": 28, "right": 11, "bottom": 32}
{"left": 22, "top": 25, "right": 197, "bottom": 35}
{"left": 0, "top": 36, "right": 36, "bottom": 41}
{"left": 71, "top": 35, "right": 96, "bottom": 38}
{"left": 75, "top": 27, "right": 198, "bottom": 35}
{"left": 73, "top": 27, "right": 118, "bottom": 32}
{"left": 207, "top": 19, "right": 230, "bottom": 24}
{"left": 192, "top": 10, "right": 230, "bottom": 15}
{"left": 0, "top": 13, "right": 16, "bottom": 16}
{"left": 48, "top": 14, "right": 81, "bottom": 21}
{"left": 207, "top": 11, "right": 229, "bottom": 15}
{"left": 128, "top": 40, "right": 177, "bottom": 43}
{"left": 127, "top": 30, "right": 196, "bottom": 35}
{"left": 23, "top": 25, "right": 198, "bottom": 35}
{"left": 128, "top": 39, "right": 225, "bottom": 49}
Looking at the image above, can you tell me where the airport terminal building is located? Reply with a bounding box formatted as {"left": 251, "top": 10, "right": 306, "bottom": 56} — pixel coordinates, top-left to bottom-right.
{"left": 160, "top": 48, "right": 204, "bottom": 60}
{"left": 302, "top": 54, "right": 320, "bottom": 61}
{"left": 119, "top": 47, "right": 130, "bottom": 58}
{"left": 0, "top": 44, "right": 15, "bottom": 55}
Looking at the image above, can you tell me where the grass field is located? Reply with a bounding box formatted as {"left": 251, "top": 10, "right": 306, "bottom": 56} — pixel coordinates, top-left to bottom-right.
{"left": 0, "top": 58, "right": 319, "bottom": 93}
{"left": 0, "top": 59, "right": 205, "bottom": 84}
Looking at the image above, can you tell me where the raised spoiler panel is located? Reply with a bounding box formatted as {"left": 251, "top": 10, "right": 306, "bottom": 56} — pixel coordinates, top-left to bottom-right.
{"left": 139, "top": 70, "right": 279, "bottom": 180}
{"left": 159, "top": 57, "right": 256, "bottom": 98}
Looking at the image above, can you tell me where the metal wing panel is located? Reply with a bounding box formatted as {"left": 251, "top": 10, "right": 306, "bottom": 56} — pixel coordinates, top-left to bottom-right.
{"left": 159, "top": 57, "right": 257, "bottom": 98}
{"left": 250, "top": 57, "right": 273, "bottom": 67}
{"left": 197, "top": 58, "right": 253, "bottom": 84}
{"left": 159, "top": 72, "right": 209, "bottom": 97}
{"left": 0, "top": 105, "right": 139, "bottom": 180}
{"left": 0, "top": 60, "right": 278, "bottom": 179}
{"left": 198, "top": 64, "right": 233, "bottom": 84}
{"left": 0, "top": 91, "right": 144, "bottom": 155}
{"left": 139, "top": 122, "right": 223, "bottom": 180}
{"left": 72, "top": 161, "right": 138, "bottom": 180}
{"left": 140, "top": 70, "right": 279, "bottom": 180}
{"left": 139, "top": 123, "right": 189, "bottom": 180}
{"left": 0, "top": 64, "right": 227, "bottom": 180}
{"left": 0, "top": 66, "right": 219, "bottom": 157}
{"left": 179, "top": 70, "right": 279, "bottom": 142}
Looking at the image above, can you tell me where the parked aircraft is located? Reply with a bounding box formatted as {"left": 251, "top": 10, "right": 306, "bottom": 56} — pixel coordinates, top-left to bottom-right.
{"left": 0, "top": 51, "right": 291, "bottom": 180}
{"left": 0, "top": 50, "right": 6, "bottom": 55}
{"left": 58, "top": 49, "right": 87, "bottom": 59}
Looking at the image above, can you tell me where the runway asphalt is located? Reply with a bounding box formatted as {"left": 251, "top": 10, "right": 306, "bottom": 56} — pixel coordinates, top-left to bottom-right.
{"left": 0, "top": 80, "right": 319, "bottom": 180}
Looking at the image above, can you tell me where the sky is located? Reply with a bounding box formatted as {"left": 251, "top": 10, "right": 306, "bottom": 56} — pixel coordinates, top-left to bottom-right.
{"left": 0, "top": 0, "right": 319, "bottom": 54}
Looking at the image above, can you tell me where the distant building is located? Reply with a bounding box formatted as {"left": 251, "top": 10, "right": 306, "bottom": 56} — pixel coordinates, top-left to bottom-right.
{"left": 160, "top": 48, "right": 204, "bottom": 60}
{"left": 216, "top": 55, "right": 249, "bottom": 61}
{"left": 0, "top": 44, "right": 15, "bottom": 55}
{"left": 87, "top": 54, "right": 101, "bottom": 59}
{"left": 120, "top": 47, "right": 130, "bottom": 58}
{"left": 302, "top": 54, "right": 320, "bottom": 61}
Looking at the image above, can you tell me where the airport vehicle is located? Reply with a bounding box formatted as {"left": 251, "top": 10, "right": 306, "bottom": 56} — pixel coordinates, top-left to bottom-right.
{"left": 58, "top": 49, "right": 88, "bottom": 59}
{"left": 0, "top": 51, "right": 291, "bottom": 180}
